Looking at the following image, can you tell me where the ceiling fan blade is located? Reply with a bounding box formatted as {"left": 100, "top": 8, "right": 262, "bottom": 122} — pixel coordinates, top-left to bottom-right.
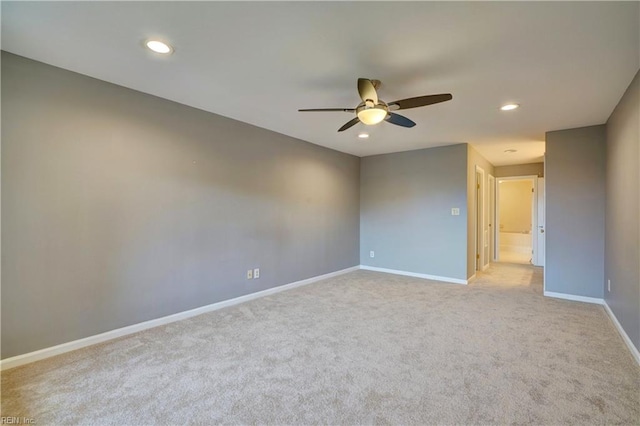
{"left": 298, "top": 108, "right": 355, "bottom": 112}
{"left": 338, "top": 117, "right": 361, "bottom": 132}
{"left": 388, "top": 94, "right": 453, "bottom": 110}
{"left": 385, "top": 113, "right": 416, "bottom": 128}
{"left": 357, "top": 78, "right": 378, "bottom": 104}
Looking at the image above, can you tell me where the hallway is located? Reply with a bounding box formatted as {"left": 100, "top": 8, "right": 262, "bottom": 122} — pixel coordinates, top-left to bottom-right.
{"left": 497, "top": 251, "right": 532, "bottom": 265}
{"left": 471, "top": 261, "right": 543, "bottom": 294}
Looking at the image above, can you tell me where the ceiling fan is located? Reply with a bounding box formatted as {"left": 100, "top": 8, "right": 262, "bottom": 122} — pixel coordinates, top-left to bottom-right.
{"left": 299, "top": 78, "right": 453, "bottom": 132}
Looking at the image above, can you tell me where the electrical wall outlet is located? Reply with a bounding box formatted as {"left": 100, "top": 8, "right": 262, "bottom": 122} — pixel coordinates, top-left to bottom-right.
{"left": 608, "top": 279, "right": 611, "bottom": 292}
{"left": 253, "top": 268, "right": 260, "bottom": 279}
{"left": 247, "top": 269, "right": 253, "bottom": 279}
{"left": 370, "top": 251, "right": 375, "bottom": 258}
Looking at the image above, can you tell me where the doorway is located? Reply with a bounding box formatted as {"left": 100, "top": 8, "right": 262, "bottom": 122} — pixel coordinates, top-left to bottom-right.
{"left": 496, "top": 177, "right": 536, "bottom": 264}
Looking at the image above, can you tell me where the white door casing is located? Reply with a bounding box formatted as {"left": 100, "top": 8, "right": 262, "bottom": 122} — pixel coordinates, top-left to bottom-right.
{"left": 488, "top": 174, "right": 496, "bottom": 262}
{"left": 475, "top": 166, "right": 486, "bottom": 271}
{"left": 534, "top": 177, "right": 545, "bottom": 266}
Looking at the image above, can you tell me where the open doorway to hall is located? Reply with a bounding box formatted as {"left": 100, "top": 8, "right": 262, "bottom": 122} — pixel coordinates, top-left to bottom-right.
{"left": 496, "top": 176, "right": 544, "bottom": 265}
{"left": 499, "top": 178, "right": 533, "bottom": 263}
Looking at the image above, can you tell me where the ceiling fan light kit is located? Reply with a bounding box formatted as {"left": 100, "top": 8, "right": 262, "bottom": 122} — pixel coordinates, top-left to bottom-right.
{"left": 299, "top": 78, "right": 452, "bottom": 132}
{"left": 357, "top": 103, "right": 388, "bottom": 125}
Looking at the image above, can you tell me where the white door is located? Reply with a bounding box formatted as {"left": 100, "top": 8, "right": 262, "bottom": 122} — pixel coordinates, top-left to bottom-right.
{"left": 534, "top": 177, "right": 545, "bottom": 266}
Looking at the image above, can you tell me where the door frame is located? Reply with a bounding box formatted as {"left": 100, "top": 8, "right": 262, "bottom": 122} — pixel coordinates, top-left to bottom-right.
{"left": 533, "top": 177, "right": 545, "bottom": 267}
{"left": 495, "top": 175, "right": 539, "bottom": 263}
{"left": 488, "top": 174, "right": 496, "bottom": 262}
{"left": 542, "top": 158, "right": 546, "bottom": 293}
{"left": 474, "top": 166, "right": 486, "bottom": 271}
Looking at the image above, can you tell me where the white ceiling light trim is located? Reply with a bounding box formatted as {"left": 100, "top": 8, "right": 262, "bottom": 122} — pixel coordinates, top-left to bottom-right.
{"left": 145, "top": 40, "right": 173, "bottom": 54}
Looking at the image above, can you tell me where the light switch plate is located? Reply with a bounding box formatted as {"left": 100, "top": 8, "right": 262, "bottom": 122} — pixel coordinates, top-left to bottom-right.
{"left": 451, "top": 208, "right": 460, "bottom": 216}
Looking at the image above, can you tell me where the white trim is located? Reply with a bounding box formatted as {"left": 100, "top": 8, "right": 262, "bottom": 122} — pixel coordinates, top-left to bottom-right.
{"left": 534, "top": 177, "right": 545, "bottom": 267}
{"left": 542, "top": 157, "right": 546, "bottom": 293}
{"left": 488, "top": 174, "right": 496, "bottom": 262}
{"left": 467, "top": 273, "right": 477, "bottom": 283}
{"left": 603, "top": 302, "right": 640, "bottom": 366}
{"left": 474, "top": 165, "right": 486, "bottom": 271}
{"left": 360, "top": 265, "right": 468, "bottom": 285}
{"left": 0, "top": 266, "right": 359, "bottom": 371}
{"left": 543, "top": 291, "right": 604, "bottom": 305}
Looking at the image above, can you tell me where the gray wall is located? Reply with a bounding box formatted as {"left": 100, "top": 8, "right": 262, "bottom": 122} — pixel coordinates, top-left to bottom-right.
{"left": 494, "top": 163, "right": 544, "bottom": 178}
{"left": 1, "top": 52, "right": 360, "bottom": 359}
{"left": 467, "top": 145, "right": 495, "bottom": 277}
{"left": 605, "top": 70, "right": 639, "bottom": 351}
{"left": 545, "top": 125, "right": 606, "bottom": 298}
{"left": 360, "top": 145, "right": 468, "bottom": 281}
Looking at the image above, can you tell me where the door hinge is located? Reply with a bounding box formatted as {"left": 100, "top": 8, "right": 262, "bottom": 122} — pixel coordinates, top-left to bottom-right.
{"left": 532, "top": 188, "right": 534, "bottom": 193}
{"left": 477, "top": 183, "right": 480, "bottom": 189}
{"left": 476, "top": 254, "right": 480, "bottom": 259}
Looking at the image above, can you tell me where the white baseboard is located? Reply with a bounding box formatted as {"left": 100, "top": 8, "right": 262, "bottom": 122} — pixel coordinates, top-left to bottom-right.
{"left": 543, "top": 291, "right": 604, "bottom": 305}
{"left": 467, "top": 273, "right": 477, "bottom": 283}
{"left": 603, "top": 302, "right": 640, "bottom": 366}
{"left": 359, "top": 265, "right": 468, "bottom": 285}
{"left": 0, "top": 266, "right": 359, "bottom": 371}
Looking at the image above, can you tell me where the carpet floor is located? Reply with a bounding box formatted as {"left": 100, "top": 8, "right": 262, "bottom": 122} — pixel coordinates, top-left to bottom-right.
{"left": 2, "top": 263, "right": 639, "bottom": 425}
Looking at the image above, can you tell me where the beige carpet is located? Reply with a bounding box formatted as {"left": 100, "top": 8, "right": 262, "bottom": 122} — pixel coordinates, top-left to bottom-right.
{"left": 2, "top": 263, "right": 639, "bottom": 425}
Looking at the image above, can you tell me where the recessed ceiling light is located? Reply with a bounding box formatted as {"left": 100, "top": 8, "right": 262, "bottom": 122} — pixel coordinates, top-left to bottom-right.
{"left": 358, "top": 133, "right": 369, "bottom": 139}
{"left": 145, "top": 40, "right": 173, "bottom": 54}
{"left": 504, "top": 149, "right": 518, "bottom": 153}
{"left": 500, "top": 103, "right": 520, "bottom": 111}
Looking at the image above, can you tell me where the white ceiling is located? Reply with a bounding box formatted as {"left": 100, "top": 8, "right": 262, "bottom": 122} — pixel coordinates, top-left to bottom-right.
{"left": 2, "top": 2, "right": 638, "bottom": 166}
